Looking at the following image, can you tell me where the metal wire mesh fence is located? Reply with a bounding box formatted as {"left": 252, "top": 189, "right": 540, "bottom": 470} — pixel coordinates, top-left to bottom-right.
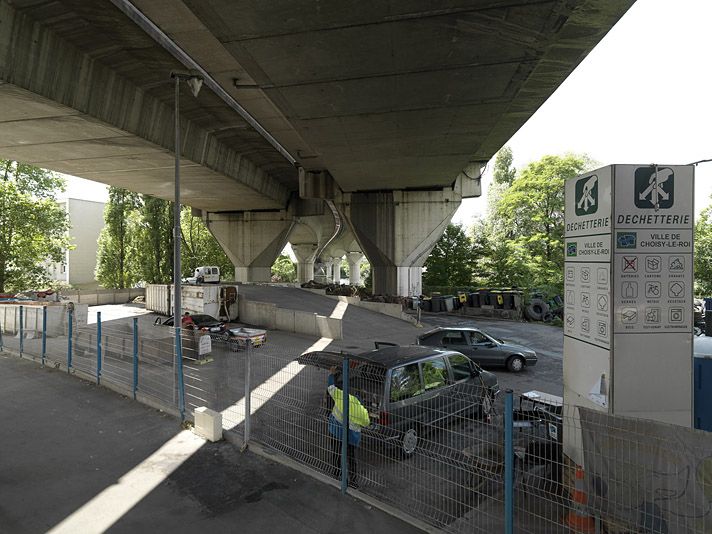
{"left": 232, "top": 342, "right": 712, "bottom": 534}
{"left": 3, "top": 303, "right": 711, "bottom": 533}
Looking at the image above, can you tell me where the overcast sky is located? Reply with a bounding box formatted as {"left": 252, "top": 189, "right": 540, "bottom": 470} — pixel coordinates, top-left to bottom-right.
{"left": 63, "top": 0, "right": 712, "bottom": 226}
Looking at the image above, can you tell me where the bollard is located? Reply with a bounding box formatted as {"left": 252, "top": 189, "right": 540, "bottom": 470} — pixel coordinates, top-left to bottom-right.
{"left": 41, "top": 306, "right": 47, "bottom": 366}
{"left": 132, "top": 317, "right": 138, "bottom": 400}
{"left": 504, "top": 389, "right": 514, "bottom": 534}
{"left": 175, "top": 327, "right": 186, "bottom": 420}
{"left": 19, "top": 305, "right": 24, "bottom": 355}
{"left": 67, "top": 308, "right": 73, "bottom": 372}
{"left": 96, "top": 311, "right": 102, "bottom": 384}
{"left": 341, "top": 357, "right": 350, "bottom": 494}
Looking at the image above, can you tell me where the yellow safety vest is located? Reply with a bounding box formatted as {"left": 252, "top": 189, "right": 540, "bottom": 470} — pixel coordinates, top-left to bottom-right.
{"left": 328, "top": 385, "right": 370, "bottom": 430}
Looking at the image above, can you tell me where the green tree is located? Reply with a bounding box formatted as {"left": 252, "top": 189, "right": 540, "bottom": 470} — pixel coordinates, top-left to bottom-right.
{"left": 135, "top": 195, "right": 173, "bottom": 284}
{"left": 495, "top": 154, "right": 591, "bottom": 292}
{"left": 96, "top": 187, "right": 139, "bottom": 288}
{"left": 0, "top": 160, "right": 70, "bottom": 292}
{"left": 271, "top": 254, "right": 297, "bottom": 283}
{"left": 180, "top": 208, "right": 234, "bottom": 279}
{"left": 492, "top": 145, "right": 516, "bottom": 186}
{"left": 695, "top": 205, "right": 712, "bottom": 294}
{"left": 470, "top": 219, "right": 528, "bottom": 288}
{"left": 423, "top": 223, "right": 476, "bottom": 287}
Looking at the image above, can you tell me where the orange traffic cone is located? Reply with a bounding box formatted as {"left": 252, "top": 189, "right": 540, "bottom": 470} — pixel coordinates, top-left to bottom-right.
{"left": 566, "top": 466, "right": 595, "bottom": 533}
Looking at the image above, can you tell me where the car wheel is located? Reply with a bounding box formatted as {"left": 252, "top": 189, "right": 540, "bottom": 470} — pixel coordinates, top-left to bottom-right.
{"left": 507, "top": 355, "right": 525, "bottom": 373}
{"left": 401, "top": 427, "right": 419, "bottom": 457}
{"left": 219, "top": 332, "right": 229, "bottom": 342}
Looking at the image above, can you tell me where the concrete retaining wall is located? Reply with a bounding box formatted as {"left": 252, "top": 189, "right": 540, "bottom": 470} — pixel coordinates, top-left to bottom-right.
{"left": 0, "top": 303, "right": 89, "bottom": 336}
{"left": 302, "top": 289, "right": 416, "bottom": 325}
{"left": 61, "top": 288, "right": 145, "bottom": 306}
{"left": 239, "top": 296, "right": 343, "bottom": 339}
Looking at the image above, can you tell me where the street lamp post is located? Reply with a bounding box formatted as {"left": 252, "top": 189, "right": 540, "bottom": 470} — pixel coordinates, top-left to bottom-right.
{"left": 171, "top": 70, "right": 203, "bottom": 330}
{"left": 171, "top": 70, "right": 203, "bottom": 419}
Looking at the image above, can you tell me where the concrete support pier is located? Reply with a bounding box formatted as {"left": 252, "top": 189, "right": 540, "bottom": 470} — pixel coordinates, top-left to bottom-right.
{"left": 205, "top": 211, "right": 293, "bottom": 283}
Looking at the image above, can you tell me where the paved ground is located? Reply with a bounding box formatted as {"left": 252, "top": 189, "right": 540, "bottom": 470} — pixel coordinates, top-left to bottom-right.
{"left": 0, "top": 287, "right": 566, "bottom": 532}
{"left": 0, "top": 352, "right": 424, "bottom": 534}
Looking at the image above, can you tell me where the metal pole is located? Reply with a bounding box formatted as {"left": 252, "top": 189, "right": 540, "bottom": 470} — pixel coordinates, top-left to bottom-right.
{"left": 67, "top": 308, "right": 73, "bottom": 372}
{"left": 173, "top": 74, "right": 182, "bottom": 333}
{"left": 19, "top": 305, "right": 24, "bottom": 355}
{"left": 41, "top": 306, "right": 47, "bottom": 366}
{"left": 341, "top": 357, "right": 350, "bottom": 494}
{"left": 242, "top": 340, "right": 252, "bottom": 450}
{"left": 175, "top": 327, "right": 185, "bottom": 420}
{"left": 96, "top": 311, "right": 102, "bottom": 384}
{"left": 132, "top": 317, "right": 138, "bottom": 400}
{"left": 504, "top": 389, "right": 514, "bottom": 534}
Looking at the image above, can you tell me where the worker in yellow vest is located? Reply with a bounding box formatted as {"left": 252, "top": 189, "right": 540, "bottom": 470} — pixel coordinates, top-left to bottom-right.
{"left": 327, "top": 366, "right": 370, "bottom": 485}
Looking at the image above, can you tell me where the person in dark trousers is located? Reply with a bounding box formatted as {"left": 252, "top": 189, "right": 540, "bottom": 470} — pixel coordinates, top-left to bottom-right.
{"left": 327, "top": 366, "right": 370, "bottom": 486}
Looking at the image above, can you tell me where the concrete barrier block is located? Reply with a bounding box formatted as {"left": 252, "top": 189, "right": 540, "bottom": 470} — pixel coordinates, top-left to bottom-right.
{"left": 276, "top": 308, "right": 296, "bottom": 332}
{"left": 193, "top": 407, "right": 222, "bottom": 442}
{"left": 293, "top": 310, "right": 318, "bottom": 336}
{"left": 316, "top": 315, "right": 343, "bottom": 340}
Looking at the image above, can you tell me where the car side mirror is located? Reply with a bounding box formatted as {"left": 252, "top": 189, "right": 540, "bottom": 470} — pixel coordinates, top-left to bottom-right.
{"left": 153, "top": 317, "right": 161, "bottom": 326}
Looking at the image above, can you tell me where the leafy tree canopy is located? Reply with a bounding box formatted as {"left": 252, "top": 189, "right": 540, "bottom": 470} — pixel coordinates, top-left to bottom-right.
{"left": 423, "top": 223, "right": 479, "bottom": 287}
{"left": 0, "top": 160, "right": 70, "bottom": 292}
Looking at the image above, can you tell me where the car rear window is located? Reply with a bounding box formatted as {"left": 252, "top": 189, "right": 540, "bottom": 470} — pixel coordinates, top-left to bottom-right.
{"left": 390, "top": 363, "right": 423, "bottom": 401}
{"left": 442, "top": 331, "right": 467, "bottom": 345}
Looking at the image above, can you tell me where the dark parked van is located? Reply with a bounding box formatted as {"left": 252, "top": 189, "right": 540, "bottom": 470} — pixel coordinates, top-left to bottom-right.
{"left": 298, "top": 345, "right": 499, "bottom": 456}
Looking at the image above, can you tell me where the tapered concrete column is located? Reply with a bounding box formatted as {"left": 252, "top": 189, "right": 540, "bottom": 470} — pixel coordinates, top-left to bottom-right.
{"left": 205, "top": 211, "right": 294, "bottom": 283}
{"left": 330, "top": 256, "right": 342, "bottom": 284}
{"left": 346, "top": 252, "right": 364, "bottom": 286}
{"left": 339, "top": 189, "right": 464, "bottom": 296}
{"left": 292, "top": 243, "right": 317, "bottom": 284}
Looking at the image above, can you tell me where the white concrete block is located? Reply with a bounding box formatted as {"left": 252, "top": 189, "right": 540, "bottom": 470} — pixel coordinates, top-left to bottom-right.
{"left": 193, "top": 406, "right": 223, "bottom": 442}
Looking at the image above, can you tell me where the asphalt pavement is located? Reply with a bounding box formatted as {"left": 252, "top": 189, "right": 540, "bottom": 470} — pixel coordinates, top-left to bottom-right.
{"left": 0, "top": 352, "right": 425, "bottom": 534}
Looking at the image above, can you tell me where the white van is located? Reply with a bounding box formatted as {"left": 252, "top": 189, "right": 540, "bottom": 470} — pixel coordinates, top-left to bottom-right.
{"left": 193, "top": 266, "right": 220, "bottom": 284}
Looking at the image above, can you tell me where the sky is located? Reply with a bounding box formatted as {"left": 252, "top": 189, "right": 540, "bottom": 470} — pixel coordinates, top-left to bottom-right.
{"left": 62, "top": 0, "right": 712, "bottom": 225}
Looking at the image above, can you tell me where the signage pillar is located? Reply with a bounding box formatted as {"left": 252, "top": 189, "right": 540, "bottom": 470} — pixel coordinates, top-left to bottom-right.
{"left": 564, "top": 164, "right": 694, "bottom": 460}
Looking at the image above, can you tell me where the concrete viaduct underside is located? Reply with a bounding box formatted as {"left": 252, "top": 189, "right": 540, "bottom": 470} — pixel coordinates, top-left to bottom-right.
{"left": 0, "top": 0, "right": 634, "bottom": 295}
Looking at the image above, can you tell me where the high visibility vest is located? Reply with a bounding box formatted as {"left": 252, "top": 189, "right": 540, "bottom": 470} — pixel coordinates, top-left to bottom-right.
{"left": 328, "top": 385, "right": 370, "bottom": 430}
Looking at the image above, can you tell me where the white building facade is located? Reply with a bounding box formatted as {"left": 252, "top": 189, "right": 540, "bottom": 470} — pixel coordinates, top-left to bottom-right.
{"left": 48, "top": 198, "right": 105, "bottom": 288}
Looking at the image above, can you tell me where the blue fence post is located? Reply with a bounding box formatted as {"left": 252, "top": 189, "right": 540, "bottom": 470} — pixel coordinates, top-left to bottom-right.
{"left": 132, "top": 317, "right": 138, "bottom": 400}
{"left": 96, "top": 311, "right": 102, "bottom": 384}
{"left": 41, "top": 306, "right": 47, "bottom": 366}
{"left": 341, "top": 357, "right": 350, "bottom": 494}
{"left": 504, "top": 389, "right": 514, "bottom": 534}
{"left": 67, "top": 308, "right": 73, "bottom": 372}
{"left": 175, "top": 327, "right": 186, "bottom": 420}
{"left": 19, "top": 305, "right": 24, "bottom": 355}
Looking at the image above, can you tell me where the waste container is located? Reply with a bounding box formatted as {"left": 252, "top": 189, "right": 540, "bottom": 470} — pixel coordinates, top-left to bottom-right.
{"left": 443, "top": 295, "right": 455, "bottom": 312}
{"left": 431, "top": 295, "right": 444, "bottom": 312}
{"left": 468, "top": 292, "right": 480, "bottom": 308}
{"left": 478, "top": 289, "right": 491, "bottom": 306}
{"left": 421, "top": 298, "right": 432, "bottom": 312}
{"left": 502, "top": 291, "right": 515, "bottom": 310}
{"left": 491, "top": 290, "right": 504, "bottom": 309}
